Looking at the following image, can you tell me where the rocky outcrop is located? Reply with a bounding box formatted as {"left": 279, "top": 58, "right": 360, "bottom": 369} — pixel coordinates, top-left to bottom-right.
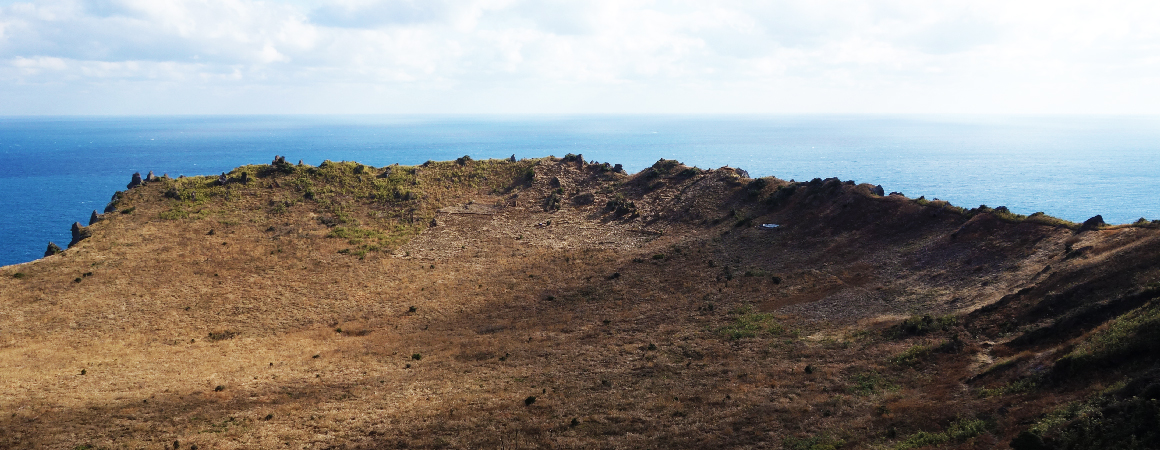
{"left": 69, "top": 222, "right": 92, "bottom": 248}
{"left": 1081, "top": 215, "right": 1106, "bottom": 231}
{"left": 145, "top": 171, "right": 159, "bottom": 182}
{"left": 127, "top": 172, "right": 143, "bottom": 189}
{"left": 44, "top": 242, "right": 62, "bottom": 257}
{"left": 872, "top": 185, "right": 885, "bottom": 196}
{"left": 217, "top": 173, "right": 228, "bottom": 186}
{"left": 103, "top": 191, "right": 124, "bottom": 213}
{"left": 89, "top": 210, "right": 103, "bottom": 226}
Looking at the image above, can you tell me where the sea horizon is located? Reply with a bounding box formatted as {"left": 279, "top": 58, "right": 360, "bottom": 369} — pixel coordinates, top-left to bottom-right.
{"left": 3, "top": 113, "right": 1159, "bottom": 266}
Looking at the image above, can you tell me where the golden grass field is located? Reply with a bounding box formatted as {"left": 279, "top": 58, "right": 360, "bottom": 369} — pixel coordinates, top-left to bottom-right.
{"left": 2, "top": 156, "right": 1159, "bottom": 449}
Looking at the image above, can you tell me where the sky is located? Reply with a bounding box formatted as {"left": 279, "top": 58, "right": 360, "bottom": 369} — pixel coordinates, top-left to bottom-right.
{"left": 2, "top": 0, "right": 1159, "bottom": 115}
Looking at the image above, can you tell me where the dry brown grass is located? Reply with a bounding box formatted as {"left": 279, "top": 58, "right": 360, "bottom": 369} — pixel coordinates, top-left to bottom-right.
{"left": 2, "top": 157, "right": 1158, "bottom": 449}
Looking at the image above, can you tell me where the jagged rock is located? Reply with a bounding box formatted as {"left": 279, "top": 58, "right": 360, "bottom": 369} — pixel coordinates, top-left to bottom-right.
{"left": 1081, "top": 215, "right": 1106, "bottom": 231}
{"left": 44, "top": 242, "right": 63, "bottom": 257}
{"left": 217, "top": 173, "right": 228, "bottom": 185}
{"left": 272, "top": 155, "right": 287, "bottom": 165}
{"left": 69, "top": 222, "right": 91, "bottom": 248}
{"left": 889, "top": 191, "right": 904, "bottom": 197}
{"left": 103, "top": 191, "right": 124, "bottom": 213}
{"left": 872, "top": 185, "right": 885, "bottom": 196}
{"left": 735, "top": 168, "right": 750, "bottom": 179}
{"left": 127, "top": 172, "right": 143, "bottom": 189}
{"left": 240, "top": 172, "right": 250, "bottom": 184}
{"left": 89, "top": 210, "right": 103, "bottom": 226}
{"left": 146, "top": 171, "right": 158, "bottom": 182}
{"left": 509, "top": 154, "right": 517, "bottom": 162}
{"left": 613, "top": 164, "right": 625, "bottom": 174}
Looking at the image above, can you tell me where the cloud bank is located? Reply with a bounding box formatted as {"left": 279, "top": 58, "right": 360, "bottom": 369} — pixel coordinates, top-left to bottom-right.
{"left": 2, "top": 0, "right": 1159, "bottom": 114}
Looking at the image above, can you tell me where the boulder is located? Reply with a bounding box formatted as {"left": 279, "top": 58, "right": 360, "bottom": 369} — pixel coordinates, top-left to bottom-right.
{"left": 735, "top": 168, "right": 750, "bottom": 179}
{"left": 217, "top": 173, "right": 228, "bottom": 185}
{"left": 509, "top": 154, "right": 517, "bottom": 162}
{"left": 1081, "top": 215, "right": 1106, "bottom": 231}
{"left": 44, "top": 242, "right": 63, "bottom": 257}
{"left": 872, "top": 185, "right": 885, "bottom": 196}
{"left": 69, "top": 222, "right": 92, "bottom": 248}
{"left": 89, "top": 210, "right": 103, "bottom": 225}
{"left": 145, "top": 171, "right": 159, "bottom": 182}
{"left": 127, "top": 172, "right": 143, "bottom": 189}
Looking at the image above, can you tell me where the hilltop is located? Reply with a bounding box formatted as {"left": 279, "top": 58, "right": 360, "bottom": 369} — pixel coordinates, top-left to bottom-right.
{"left": 2, "top": 155, "right": 1159, "bottom": 449}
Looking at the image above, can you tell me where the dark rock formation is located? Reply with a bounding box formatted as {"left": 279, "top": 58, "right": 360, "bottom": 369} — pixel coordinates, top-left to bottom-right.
{"left": 509, "top": 154, "right": 517, "bottom": 162}
{"left": 613, "top": 164, "right": 625, "bottom": 174}
{"left": 872, "top": 185, "right": 885, "bottom": 196}
{"left": 89, "top": 210, "right": 103, "bottom": 226}
{"left": 735, "top": 168, "right": 750, "bottom": 179}
{"left": 217, "top": 173, "right": 228, "bottom": 186}
{"left": 1081, "top": 215, "right": 1106, "bottom": 231}
{"left": 44, "top": 242, "right": 62, "bottom": 257}
{"left": 240, "top": 172, "right": 250, "bottom": 184}
{"left": 103, "top": 191, "right": 124, "bottom": 213}
{"left": 146, "top": 171, "right": 159, "bottom": 182}
{"left": 69, "top": 222, "right": 92, "bottom": 248}
{"left": 127, "top": 172, "right": 143, "bottom": 189}
{"left": 272, "top": 155, "right": 287, "bottom": 165}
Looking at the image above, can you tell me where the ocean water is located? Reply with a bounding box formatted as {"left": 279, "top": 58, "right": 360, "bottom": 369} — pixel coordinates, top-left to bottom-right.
{"left": 2, "top": 114, "right": 1159, "bottom": 267}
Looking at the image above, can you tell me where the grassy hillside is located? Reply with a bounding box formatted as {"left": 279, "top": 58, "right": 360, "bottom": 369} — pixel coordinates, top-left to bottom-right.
{"left": 2, "top": 155, "right": 1159, "bottom": 449}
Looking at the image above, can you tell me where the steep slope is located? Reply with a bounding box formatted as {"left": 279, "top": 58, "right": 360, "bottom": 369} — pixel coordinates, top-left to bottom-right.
{"left": 0, "top": 156, "right": 1157, "bottom": 449}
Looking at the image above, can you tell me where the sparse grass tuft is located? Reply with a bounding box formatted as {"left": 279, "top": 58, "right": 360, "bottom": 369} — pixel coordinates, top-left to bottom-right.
{"left": 894, "top": 418, "right": 987, "bottom": 449}
{"left": 891, "top": 314, "right": 957, "bottom": 338}
{"left": 719, "top": 305, "right": 783, "bottom": 340}
{"left": 783, "top": 433, "right": 845, "bottom": 450}
{"left": 207, "top": 330, "right": 238, "bottom": 342}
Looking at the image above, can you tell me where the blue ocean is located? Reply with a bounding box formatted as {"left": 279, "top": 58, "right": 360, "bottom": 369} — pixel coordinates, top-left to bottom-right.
{"left": 2, "top": 115, "right": 1159, "bottom": 267}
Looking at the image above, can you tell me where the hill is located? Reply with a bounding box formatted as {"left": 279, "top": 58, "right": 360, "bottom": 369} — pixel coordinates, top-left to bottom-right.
{"left": 2, "top": 155, "right": 1159, "bottom": 449}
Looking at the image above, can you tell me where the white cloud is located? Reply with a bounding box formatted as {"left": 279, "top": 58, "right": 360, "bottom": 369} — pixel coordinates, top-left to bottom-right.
{"left": 1, "top": 0, "right": 1160, "bottom": 114}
